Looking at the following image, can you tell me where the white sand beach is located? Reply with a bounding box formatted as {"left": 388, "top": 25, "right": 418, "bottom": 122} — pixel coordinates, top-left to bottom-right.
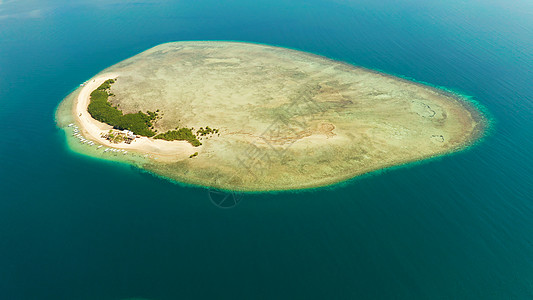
{"left": 73, "top": 73, "right": 196, "bottom": 161}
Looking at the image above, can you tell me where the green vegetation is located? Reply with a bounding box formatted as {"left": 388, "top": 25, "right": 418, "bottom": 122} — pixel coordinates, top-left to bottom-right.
{"left": 154, "top": 128, "right": 202, "bottom": 147}
{"left": 196, "top": 126, "right": 219, "bottom": 136}
{"left": 87, "top": 80, "right": 217, "bottom": 147}
{"left": 88, "top": 79, "right": 157, "bottom": 137}
{"left": 189, "top": 152, "right": 199, "bottom": 158}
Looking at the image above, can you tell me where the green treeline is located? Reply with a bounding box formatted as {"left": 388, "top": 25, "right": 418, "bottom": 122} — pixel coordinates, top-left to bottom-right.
{"left": 154, "top": 128, "right": 202, "bottom": 147}
{"left": 87, "top": 79, "right": 157, "bottom": 137}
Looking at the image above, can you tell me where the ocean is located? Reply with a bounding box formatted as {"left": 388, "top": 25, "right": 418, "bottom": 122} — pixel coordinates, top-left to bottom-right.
{"left": 0, "top": 0, "right": 532, "bottom": 299}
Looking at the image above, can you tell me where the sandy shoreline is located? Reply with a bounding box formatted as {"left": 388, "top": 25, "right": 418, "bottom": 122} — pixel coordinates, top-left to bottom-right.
{"left": 72, "top": 73, "right": 196, "bottom": 161}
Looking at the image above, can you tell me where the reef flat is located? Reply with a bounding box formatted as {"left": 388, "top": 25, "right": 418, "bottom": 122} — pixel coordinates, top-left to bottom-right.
{"left": 56, "top": 41, "right": 486, "bottom": 191}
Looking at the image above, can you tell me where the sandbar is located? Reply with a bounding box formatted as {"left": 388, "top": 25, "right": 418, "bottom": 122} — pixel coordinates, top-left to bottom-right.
{"left": 56, "top": 41, "right": 486, "bottom": 191}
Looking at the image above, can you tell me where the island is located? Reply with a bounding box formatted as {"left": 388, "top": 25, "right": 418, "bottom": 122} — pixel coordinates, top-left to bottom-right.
{"left": 55, "top": 41, "right": 487, "bottom": 191}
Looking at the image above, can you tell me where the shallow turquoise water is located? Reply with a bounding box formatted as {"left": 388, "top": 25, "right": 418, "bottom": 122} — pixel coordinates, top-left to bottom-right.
{"left": 0, "top": 0, "right": 532, "bottom": 299}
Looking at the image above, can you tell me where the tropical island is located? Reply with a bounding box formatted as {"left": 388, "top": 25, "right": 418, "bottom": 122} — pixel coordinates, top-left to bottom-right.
{"left": 56, "top": 41, "right": 486, "bottom": 191}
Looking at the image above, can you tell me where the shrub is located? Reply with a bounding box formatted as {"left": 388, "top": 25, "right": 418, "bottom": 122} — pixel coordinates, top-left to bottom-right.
{"left": 154, "top": 128, "right": 202, "bottom": 147}
{"left": 87, "top": 80, "right": 156, "bottom": 137}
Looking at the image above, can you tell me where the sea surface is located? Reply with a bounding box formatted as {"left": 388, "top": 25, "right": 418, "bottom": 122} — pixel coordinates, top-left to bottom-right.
{"left": 1, "top": 0, "right": 532, "bottom": 299}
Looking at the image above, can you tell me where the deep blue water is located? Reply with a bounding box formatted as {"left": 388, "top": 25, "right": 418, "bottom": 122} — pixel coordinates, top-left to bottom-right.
{"left": 1, "top": 0, "right": 532, "bottom": 299}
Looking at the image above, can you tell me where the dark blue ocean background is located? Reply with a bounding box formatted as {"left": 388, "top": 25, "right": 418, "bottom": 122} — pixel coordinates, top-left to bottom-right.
{"left": 1, "top": 0, "right": 532, "bottom": 299}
